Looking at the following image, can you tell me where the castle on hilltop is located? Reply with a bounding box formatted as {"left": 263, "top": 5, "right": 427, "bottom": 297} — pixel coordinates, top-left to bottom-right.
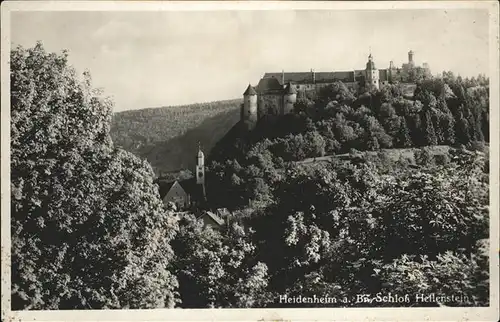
{"left": 241, "top": 50, "right": 431, "bottom": 128}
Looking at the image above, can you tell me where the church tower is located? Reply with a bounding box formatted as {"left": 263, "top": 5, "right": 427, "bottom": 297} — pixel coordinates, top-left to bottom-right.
{"left": 196, "top": 143, "right": 205, "bottom": 185}
{"left": 195, "top": 143, "right": 207, "bottom": 202}
{"left": 365, "top": 53, "right": 379, "bottom": 90}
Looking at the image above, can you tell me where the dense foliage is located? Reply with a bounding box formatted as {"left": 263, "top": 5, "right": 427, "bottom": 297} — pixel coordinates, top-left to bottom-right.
{"left": 11, "top": 43, "right": 178, "bottom": 309}
{"left": 206, "top": 148, "right": 489, "bottom": 307}
{"left": 170, "top": 214, "right": 269, "bottom": 308}
{"left": 250, "top": 148, "right": 488, "bottom": 307}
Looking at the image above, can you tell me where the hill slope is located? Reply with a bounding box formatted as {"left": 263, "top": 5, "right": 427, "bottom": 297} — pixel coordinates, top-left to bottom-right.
{"left": 110, "top": 99, "right": 242, "bottom": 175}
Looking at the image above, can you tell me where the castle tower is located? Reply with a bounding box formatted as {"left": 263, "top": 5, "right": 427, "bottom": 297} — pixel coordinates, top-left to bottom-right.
{"left": 365, "top": 53, "right": 379, "bottom": 89}
{"left": 389, "top": 60, "right": 395, "bottom": 82}
{"left": 408, "top": 50, "right": 414, "bottom": 66}
{"left": 242, "top": 84, "right": 258, "bottom": 128}
{"left": 282, "top": 82, "right": 297, "bottom": 115}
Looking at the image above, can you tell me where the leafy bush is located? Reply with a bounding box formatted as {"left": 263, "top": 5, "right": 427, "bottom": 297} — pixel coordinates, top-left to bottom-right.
{"left": 245, "top": 149, "right": 488, "bottom": 307}
{"left": 170, "top": 214, "right": 269, "bottom": 308}
{"left": 375, "top": 246, "right": 489, "bottom": 306}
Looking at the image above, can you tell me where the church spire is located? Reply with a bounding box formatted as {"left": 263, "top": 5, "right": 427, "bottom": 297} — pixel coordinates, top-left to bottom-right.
{"left": 196, "top": 143, "right": 205, "bottom": 186}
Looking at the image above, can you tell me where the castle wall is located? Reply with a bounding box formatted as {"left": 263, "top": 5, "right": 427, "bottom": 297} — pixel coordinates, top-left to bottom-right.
{"left": 258, "top": 94, "right": 282, "bottom": 118}
{"left": 293, "top": 84, "right": 315, "bottom": 91}
{"left": 283, "top": 94, "right": 297, "bottom": 115}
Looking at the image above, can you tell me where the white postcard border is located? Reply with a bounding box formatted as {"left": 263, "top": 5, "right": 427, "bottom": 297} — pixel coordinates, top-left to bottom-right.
{"left": 1, "top": 1, "right": 499, "bottom": 321}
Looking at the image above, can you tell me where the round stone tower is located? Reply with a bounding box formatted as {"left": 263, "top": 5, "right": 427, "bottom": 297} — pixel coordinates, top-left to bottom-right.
{"left": 242, "top": 84, "right": 258, "bottom": 128}
{"left": 282, "top": 82, "right": 297, "bottom": 115}
{"left": 365, "top": 53, "right": 379, "bottom": 90}
{"left": 408, "top": 50, "right": 414, "bottom": 66}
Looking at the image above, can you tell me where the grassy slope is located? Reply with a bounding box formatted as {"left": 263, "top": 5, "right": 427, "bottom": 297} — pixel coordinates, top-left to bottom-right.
{"left": 110, "top": 99, "right": 242, "bottom": 175}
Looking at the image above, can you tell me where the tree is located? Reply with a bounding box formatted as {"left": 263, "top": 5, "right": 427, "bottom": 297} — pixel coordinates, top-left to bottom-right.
{"left": 366, "top": 133, "right": 380, "bottom": 151}
{"left": 11, "top": 42, "right": 178, "bottom": 309}
{"left": 363, "top": 115, "right": 393, "bottom": 149}
{"left": 171, "top": 214, "right": 270, "bottom": 308}
{"left": 455, "top": 112, "right": 471, "bottom": 145}
{"left": 414, "top": 88, "right": 437, "bottom": 109}
{"left": 304, "top": 131, "right": 326, "bottom": 157}
{"left": 440, "top": 112, "right": 456, "bottom": 145}
{"left": 422, "top": 110, "right": 438, "bottom": 146}
{"left": 396, "top": 117, "right": 412, "bottom": 148}
{"left": 294, "top": 97, "right": 314, "bottom": 115}
{"left": 375, "top": 248, "right": 488, "bottom": 306}
{"left": 317, "top": 81, "right": 356, "bottom": 107}
{"left": 414, "top": 147, "right": 434, "bottom": 166}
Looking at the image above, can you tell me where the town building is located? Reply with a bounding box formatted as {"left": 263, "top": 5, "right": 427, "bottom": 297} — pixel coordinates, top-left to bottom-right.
{"left": 241, "top": 50, "right": 431, "bottom": 128}
{"left": 159, "top": 145, "right": 226, "bottom": 229}
{"left": 160, "top": 145, "right": 207, "bottom": 210}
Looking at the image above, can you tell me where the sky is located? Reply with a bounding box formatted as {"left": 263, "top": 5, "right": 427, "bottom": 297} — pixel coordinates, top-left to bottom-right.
{"left": 11, "top": 9, "right": 490, "bottom": 112}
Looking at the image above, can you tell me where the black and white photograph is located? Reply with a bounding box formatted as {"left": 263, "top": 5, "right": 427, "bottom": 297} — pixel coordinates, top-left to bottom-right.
{"left": 1, "top": 1, "right": 499, "bottom": 321}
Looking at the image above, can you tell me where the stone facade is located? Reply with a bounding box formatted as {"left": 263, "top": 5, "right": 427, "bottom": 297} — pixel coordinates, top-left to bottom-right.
{"left": 241, "top": 50, "right": 431, "bottom": 126}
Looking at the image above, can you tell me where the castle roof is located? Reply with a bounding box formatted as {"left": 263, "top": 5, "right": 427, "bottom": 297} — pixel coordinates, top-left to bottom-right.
{"left": 243, "top": 84, "right": 257, "bottom": 95}
{"left": 263, "top": 71, "right": 356, "bottom": 85}
{"left": 284, "top": 82, "right": 297, "bottom": 94}
{"left": 263, "top": 72, "right": 312, "bottom": 84}
{"left": 256, "top": 77, "right": 284, "bottom": 94}
{"left": 318, "top": 71, "right": 356, "bottom": 83}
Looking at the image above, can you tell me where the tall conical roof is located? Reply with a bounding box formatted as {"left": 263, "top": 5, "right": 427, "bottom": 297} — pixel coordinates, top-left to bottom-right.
{"left": 243, "top": 84, "right": 257, "bottom": 95}
{"left": 284, "top": 82, "right": 297, "bottom": 95}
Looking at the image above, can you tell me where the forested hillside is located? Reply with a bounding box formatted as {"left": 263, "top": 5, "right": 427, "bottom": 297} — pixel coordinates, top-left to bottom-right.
{"left": 111, "top": 99, "right": 241, "bottom": 174}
